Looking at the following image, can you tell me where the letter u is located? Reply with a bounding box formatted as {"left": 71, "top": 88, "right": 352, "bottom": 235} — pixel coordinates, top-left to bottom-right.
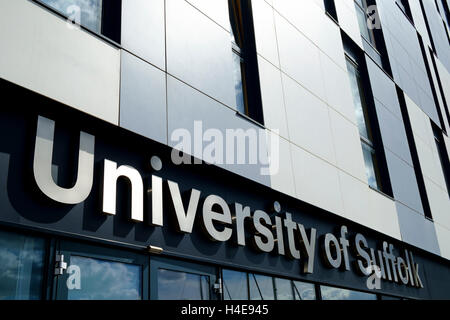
{"left": 33, "top": 116, "right": 95, "bottom": 204}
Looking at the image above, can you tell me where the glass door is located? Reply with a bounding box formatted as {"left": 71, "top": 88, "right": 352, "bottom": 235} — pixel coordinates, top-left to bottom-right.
{"left": 54, "top": 241, "right": 148, "bottom": 300}
{"left": 150, "top": 257, "right": 220, "bottom": 300}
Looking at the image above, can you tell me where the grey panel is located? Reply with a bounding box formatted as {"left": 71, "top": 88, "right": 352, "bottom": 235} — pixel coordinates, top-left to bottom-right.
{"left": 365, "top": 57, "right": 402, "bottom": 119}
{"left": 167, "top": 75, "right": 271, "bottom": 187}
{"left": 120, "top": 51, "right": 167, "bottom": 145}
{"left": 422, "top": 0, "right": 450, "bottom": 72}
{"left": 376, "top": 0, "right": 442, "bottom": 123}
{"left": 385, "top": 150, "right": 425, "bottom": 215}
{"left": 121, "top": 0, "right": 166, "bottom": 70}
{"left": 166, "top": 0, "right": 236, "bottom": 109}
{"left": 374, "top": 99, "right": 412, "bottom": 166}
{"left": 396, "top": 202, "right": 441, "bottom": 255}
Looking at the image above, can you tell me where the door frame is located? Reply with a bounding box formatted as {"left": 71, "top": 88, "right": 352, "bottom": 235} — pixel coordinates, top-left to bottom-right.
{"left": 53, "top": 240, "right": 149, "bottom": 300}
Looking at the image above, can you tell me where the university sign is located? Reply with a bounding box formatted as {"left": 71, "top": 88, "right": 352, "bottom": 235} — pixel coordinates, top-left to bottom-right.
{"left": 33, "top": 116, "right": 424, "bottom": 289}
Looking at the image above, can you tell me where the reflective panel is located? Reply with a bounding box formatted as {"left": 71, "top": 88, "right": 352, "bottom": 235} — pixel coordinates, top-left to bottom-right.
{"left": 249, "top": 273, "right": 274, "bottom": 300}
{"left": 293, "top": 281, "right": 316, "bottom": 300}
{"left": 320, "top": 285, "right": 377, "bottom": 300}
{"left": 67, "top": 256, "right": 141, "bottom": 300}
{"left": 0, "top": 231, "right": 45, "bottom": 300}
{"left": 361, "top": 142, "right": 380, "bottom": 190}
{"left": 157, "top": 269, "right": 210, "bottom": 300}
{"left": 274, "top": 278, "right": 294, "bottom": 300}
{"left": 39, "top": 0, "right": 103, "bottom": 33}
{"left": 223, "top": 269, "right": 249, "bottom": 300}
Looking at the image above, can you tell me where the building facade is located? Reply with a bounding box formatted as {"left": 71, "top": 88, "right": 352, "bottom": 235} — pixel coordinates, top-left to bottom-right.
{"left": 0, "top": 0, "right": 450, "bottom": 300}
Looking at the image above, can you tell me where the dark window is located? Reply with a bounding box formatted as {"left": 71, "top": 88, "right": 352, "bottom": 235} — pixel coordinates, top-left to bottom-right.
{"left": 35, "top": 0, "right": 121, "bottom": 43}
{"left": 228, "top": 0, "right": 264, "bottom": 124}
{"left": 432, "top": 124, "right": 450, "bottom": 197}
{"left": 324, "top": 0, "right": 338, "bottom": 21}
{"left": 396, "top": 0, "right": 414, "bottom": 22}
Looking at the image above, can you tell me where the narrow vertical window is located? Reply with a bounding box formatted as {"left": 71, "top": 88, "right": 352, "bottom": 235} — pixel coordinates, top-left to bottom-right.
{"left": 343, "top": 39, "right": 392, "bottom": 195}
{"left": 324, "top": 0, "right": 338, "bottom": 21}
{"left": 354, "top": 0, "right": 377, "bottom": 47}
{"left": 432, "top": 124, "right": 450, "bottom": 197}
{"left": 353, "top": 0, "right": 391, "bottom": 74}
{"left": 229, "top": 0, "right": 248, "bottom": 115}
{"left": 228, "top": 0, "right": 265, "bottom": 124}
{"left": 396, "top": 0, "right": 414, "bottom": 22}
{"left": 346, "top": 57, "right": 383, "bottom": 191}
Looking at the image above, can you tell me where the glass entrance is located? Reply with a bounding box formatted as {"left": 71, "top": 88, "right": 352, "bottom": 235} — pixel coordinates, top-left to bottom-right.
{"left": 54, "top": 241, "right": 148, "bottom": 300}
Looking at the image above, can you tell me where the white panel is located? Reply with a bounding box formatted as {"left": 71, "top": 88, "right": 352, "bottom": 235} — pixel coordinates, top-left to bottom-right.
{"left": 186, "top": 0, "right": 230, "bottom": 30}
{"left": 334, "top": 0, "right": 363, "bottom": 48}
{"left": 319, "top": 52, "right": 357, "bottom": 125}
{"left": 252, "top": 0, "right": 279, "bottom": 67}
{"left": 258, "top": 56, "right": 289, "bottom": 139}
{"left": 367, "top": 189, "right": 401, "bottom": 240}
{"left": 338, "top": 170, "right": 369, "bottom": 223}
{"left": 409, "top": 0, "right": 432, "bottom": 49}
{"left": 283, "top": 74, "right": 336, "bottom": 165}
{"left": 405, "top": 94, "right": 433, "bottom": 146}
{"left": 290, "top": 144, "right": 344, "bottom": 216}
{"left": 424, "top": 178, "right": 450, "bottom": 230}
{"left": 268, "top": 132, "right": 296, "bottom": 198}
{"left": 435, "top": 58, "right": 450, "bottom": 112}
{"left": 166, "top": 0, "right": 235, "bottom": 108}
{"left": 273, "top": 0, "right": 345, "bottom": 69}
{"left": 415, "top": 134, "right": 447, "bottom": 189}
{"left": 275, "top": 13, "right": 326, "bottom": 101}
{"left": 0, "top": 0, "right": 120, "bottom": 125}
{"left": 445, "top": 134, "right": 450, "bottom": 162}
{"left": 329, "top": 109, "right": 367, "bottom": 182}
{"left": 121, "top": 0, "right": 165, "bottom": 70}
{"left": 436, "top": 223, "right": 450, "bottom": 260}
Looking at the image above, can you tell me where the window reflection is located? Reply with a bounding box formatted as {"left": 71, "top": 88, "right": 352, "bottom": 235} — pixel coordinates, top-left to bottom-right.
{"left": 249, "top": 273, "right": 274, "bottom": 300}
{"left": 346, "top": 59, "right": 371, "bottom": 141}
{"left": 320, "top": 285, "right": 377, "bottom": 300}
{"left": 274, "top": 278, "right": 293, "bottom": 300}
{"left": 229, "top": 0, "right": 247, "bottom": 115}
{"left": 362, "top": 142, "right": 380, "bottom": 190}
{"left": 345, "top": 56, "right": 383, "bottom": 192}
{"left": 232, "top": 52, "right": 246, "bottom": 114}
{"left": 67, "top": 256, "right": 141, "bottom": 300}
{"left": 293, "top": 281, "right": 316, "bottom": 300}
{"left": 0, "top": 231, "right": 45, "bottom": 300}
{"left": 39, "top": 0, "right": 103, "bottom": 33}
{"left": 223, "top": 269, "right": 249, "bottom": 300}
{"left": 157, "top": 269, "right": 210, "bottom": 300}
